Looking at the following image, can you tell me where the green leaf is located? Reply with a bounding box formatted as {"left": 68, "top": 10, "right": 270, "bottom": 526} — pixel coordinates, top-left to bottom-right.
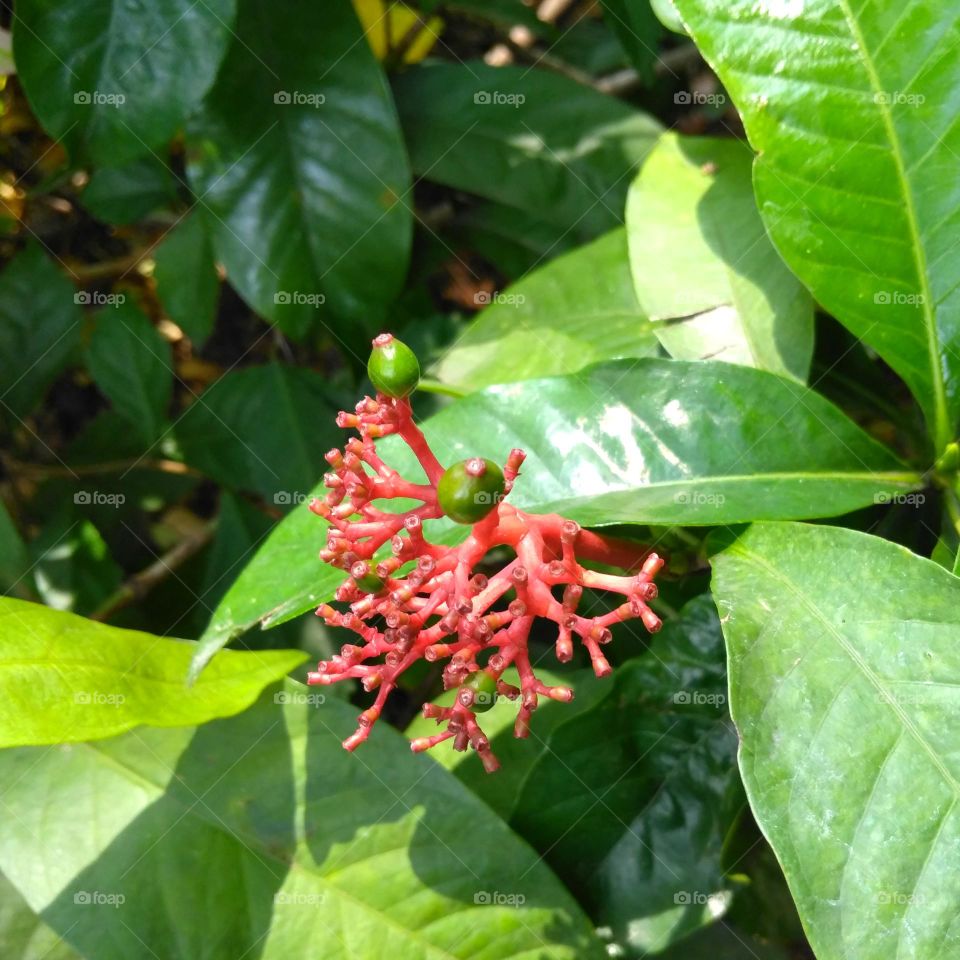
{"left": 13, "top": 0, "right": 236, "bottom": 164}
{"left": 0, "top": 501, "right": 29, "bottom": 597}
{"left": 198, "top": 358, "right": 918, "bottom": 659}
{"left": 601, "top": 0, "right": 665, "bottom": 82}
{"left": 431, "top": 229, "right": 660, "bottom": 392}
{"left": 0, "top": 870, "right": 80, "bottom": 960}
{"left": 671, "top": 0, "right": 960, "bottom": 449}
{"left": 0, "top": 682, "right": 605, "bottom": 959}
{"left": 394, "top": 62, "right": 662, "bottom": 241}
{"left": 650, "top": 0, "right": 687, "bottom": 36}
{"left": 0, "top": 596, "right": 306, "bottom": 748}
{"left": 85, "top": 300, "right": 173, "bottom": 445}
{"left": 628, "top": 133, "right": 814, "bottom": 380}
{"left": 711, "top": 521, "right": 960, "bottom": 960}
{"left": 81, "top": 156, "right": 177, "bottom": 225}
{"left": 186, "top": 0, "right": 411, "bottom": 339}
{"left": 153, "top": 212, "right": 220, "bottom": 346}
{"left": 29, "top": 510, "right": 121, "bottom": 617}
{"left": 0, "top": 244, "right": 81, "bottom": 419}
{"left": 175, "top": 362, "right": 340, "bottom": 502}
{"left": 413, "top": 596, "right": 744, "bottom": 956}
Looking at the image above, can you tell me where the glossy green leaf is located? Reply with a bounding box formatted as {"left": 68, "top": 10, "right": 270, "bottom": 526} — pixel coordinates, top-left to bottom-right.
{"left": 431, "top": 229, "right": 660, "bottom": 392}
{"left": 628, "top": 133, "right": 814, "bottom": 380}
{"left": 13, "top": 0, "right": 236, "bottom": 164}
{"left": 153, "top": 212, "right": 220, "bottom": 347}
{"left": 85, "top": 300, "right": 173, "bottom": 445}
{"left": 0, "top": 244, "right": 81, "bottom": 420}
{"left": 671, "top": 0, "right": 960, "bottom": 449}
{"left": 81, "top": 156, "right": 177, "bottom": 225}
{"left": 0, "top": 596, "right": 306, "bottom": 747}
{"left": 0, "top": 871, "right": 80, "bottom": 960}
{"left": 413, "top": 596, "right": 744, "bottom": 956}
{"left": 711, "top": 521, "right": 960, "bottom": 960}
{"left": 186, "top": 0, "right": 411, "bottom": 338}
{"left": 175, "top": 362, "right": 341, "bottom": 503}
{"left": 0, "top": 682, "right": 605, "bottom": 960}
{"left": 651, "top": 0, "right": 687, "bottom": 36}
{"left": 394, "top": 62, "right": 662, "bottom": 241}
{"left": 198, "top": 358, "right": 918, "bottom": 659}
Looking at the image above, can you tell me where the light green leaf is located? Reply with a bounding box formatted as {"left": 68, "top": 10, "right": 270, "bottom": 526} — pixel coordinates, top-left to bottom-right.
{"left": 85, "top": 300, "right": 173, "bottom": 445}
{"left": 432, "top": 229, "right": 660, "bottom": 392}
{"left": 0, "top": 682, "right": 605, "bottom": 959}
{"left": 13, "top": 0, "right": 236, "bottom": 163}
{"left": 0, "top": 870, "right": 80, "bottom": 960}
{"left": 186, "top": 0, "right": 411, "bottom": 338}
{"left": 672, "top": 0, "right": 960, "bottom": 449}
{"left": 628, "top": 132, "right": 814, "bottom": 380}
{"left": 394, "top": 62, "right": 662, "bottom": 241}
{"left": 711, "top": 521, "right": 960, "bottom": 960}
{"left": 0, "top": 596, "right": 306, "bottom": 748}
{"left": 153, "top": 212, "right": 220, "bottom": 347}
{"left": 197, "top": 358, "right": 918, "bottom": 660}
{"left": 0, "top": 244, "right": 81, "bottom": 420}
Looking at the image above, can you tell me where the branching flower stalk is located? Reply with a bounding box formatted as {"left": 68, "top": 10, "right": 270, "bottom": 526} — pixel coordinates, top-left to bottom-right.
{"left": 307, "top": 334, "right": 664, "bottom": 772}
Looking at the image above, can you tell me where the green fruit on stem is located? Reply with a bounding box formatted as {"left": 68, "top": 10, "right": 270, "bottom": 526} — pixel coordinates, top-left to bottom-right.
{"left": 367, "top": 333, "right": 420, "bottom": 398}
{"left": 467, "top": 671, "right": 498, "bottom": 712}
{"left": 437, "top": 458, "right": 505, "bottom": 524}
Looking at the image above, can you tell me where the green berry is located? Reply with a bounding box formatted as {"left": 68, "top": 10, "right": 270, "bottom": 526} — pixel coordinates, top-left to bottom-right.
{"left": 355, "top": 572, "right": 385, "bottom": 594}
{"left": 367, "top": 333, "right": 420, "bottom": 398}
{"left": 437, "top": 458, "right": 505, "bottom": 524}
{"left": 466, "top": 671, "right": 498, "bottom": 713}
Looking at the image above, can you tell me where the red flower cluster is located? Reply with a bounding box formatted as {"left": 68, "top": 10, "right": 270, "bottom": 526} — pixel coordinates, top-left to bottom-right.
{"left": 307, "top": 358, "right": 664, "bottom": 772}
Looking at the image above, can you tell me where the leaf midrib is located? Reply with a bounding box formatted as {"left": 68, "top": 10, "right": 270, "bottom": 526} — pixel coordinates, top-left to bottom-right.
{"left": 835, "top": 0, "right": 948, "bottom": 448}
{"left": 730, "top": 542, "right": 960, "bottom": 798}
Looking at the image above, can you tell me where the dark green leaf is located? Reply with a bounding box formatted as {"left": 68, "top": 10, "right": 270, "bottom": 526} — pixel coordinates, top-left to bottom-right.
{"left": 81, "top": 156, "right": 177, "bottom": 225}
{"left": 0, "top": 244, "right": 81, "bottom": 420}
{"left": 0, "top": 682, "right": 606, "bottom": 959}
{"left": 85, "top": 300, "right": 173, "bottom": 445}
{"left": 186, "top": 0, "right": 411, "bottom": 338}
{"left": 153, "top": 212, "right": 220, "bottom": 346}
{"left": 431, "top": 228, "right": 660, "bottom": 392}
{"left": 628, "top": 133, "right": 814, "bottom": 380}
{"left": 601, "top": 0, "right": 665, "bottom": 82}
{"left": 394, "top": 62, "right": 662, "bottom": 241}
{"left": 175, "top": 362, "right": 340, "bottom": 502}
{"left": 0, "top": 596, "right": 306, "bottom": 747}
{"left": 199, "top": 358, "right": 918, "bottom": 659}
{"left": 13, "top": 0, "right": 236, "bottom": 163}
{"left": 671, "top": 0, "right": 960, "bottom": 450}
{"left": 711, "top": 521, "right": 960, "bottom": 960}
{"left": 413, "top": 595, "right": 744, "bottom": 956}
{"left": 0, "top": 501, "right": 29, "bottom": 597}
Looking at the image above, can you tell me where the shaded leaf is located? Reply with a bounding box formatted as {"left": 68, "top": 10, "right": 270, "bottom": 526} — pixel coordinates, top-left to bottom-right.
{"left": 81, "top": 156, "right": 177, "bottom": 225}
{"left": 0, "top": 870, "right": 80, "bottom": 960}
{"left": 627, "top": 133, "right": 814, "bottom": 380}
{"left": 432, "top": 228, "right": 660, "bottom": 392}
